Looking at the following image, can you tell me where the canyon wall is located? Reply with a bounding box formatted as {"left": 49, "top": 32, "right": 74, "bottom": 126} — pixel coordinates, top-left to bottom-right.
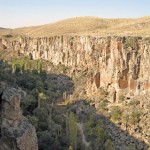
{"left": 1, "top": 36, "right": 150, "bottom": 101}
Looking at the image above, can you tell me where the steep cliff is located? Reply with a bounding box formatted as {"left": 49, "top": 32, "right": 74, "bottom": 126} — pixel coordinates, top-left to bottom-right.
{"left": 0, "top": 86, "right": 38, "bottom": 150}
{"left": 1, "top": 36, "right": 150, "bottom": 99}
{"left": 0, "top": 35, "right": 150, "bottom": 149}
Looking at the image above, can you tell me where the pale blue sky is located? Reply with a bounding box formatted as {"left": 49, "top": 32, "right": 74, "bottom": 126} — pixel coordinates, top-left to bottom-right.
{"left": 0, "top": 0, "right": 150, "bottom": 28}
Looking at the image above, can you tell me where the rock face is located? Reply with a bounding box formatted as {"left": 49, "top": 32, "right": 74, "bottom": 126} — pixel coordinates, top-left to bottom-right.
{"left": 0, "top": 87, "right": 38, "bottom": 150}
{"left": 0, "top": 36, "right": 150, "bottom": 149}
{"left": 1, "top": 36, "right": 150, "bottom": 100}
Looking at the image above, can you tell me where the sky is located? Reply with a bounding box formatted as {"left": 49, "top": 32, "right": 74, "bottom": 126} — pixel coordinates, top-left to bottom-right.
{"left": 0, "top": 0, "right": 150, "bottom": 28}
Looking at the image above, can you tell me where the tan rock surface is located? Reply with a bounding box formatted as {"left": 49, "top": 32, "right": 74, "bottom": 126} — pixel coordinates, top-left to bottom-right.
{"left": 1, "top": 36, "right": 150, "bottom": 99}
{"left": 0, "top": 87, "right": 38, "bottom": 150}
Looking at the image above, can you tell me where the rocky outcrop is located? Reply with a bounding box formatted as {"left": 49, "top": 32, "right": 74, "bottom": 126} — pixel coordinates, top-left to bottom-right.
{"left": 0, "top": 87, "right": 38, "bottom": 150}
{"left": 1, "top": 36, "right": 150, "bottom": 101}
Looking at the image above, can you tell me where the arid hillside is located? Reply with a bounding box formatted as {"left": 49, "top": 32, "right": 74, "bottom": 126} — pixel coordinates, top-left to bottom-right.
{"left": 0, "top": 28, "right": 12, "bottom": 36}
{"left": 0, "top": 16, "right": 150, "bottom": 37}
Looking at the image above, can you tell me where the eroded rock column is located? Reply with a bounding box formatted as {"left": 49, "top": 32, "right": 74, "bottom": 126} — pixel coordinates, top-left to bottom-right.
{"left": 0, "top": 87, "right": 38, "bottom": 150}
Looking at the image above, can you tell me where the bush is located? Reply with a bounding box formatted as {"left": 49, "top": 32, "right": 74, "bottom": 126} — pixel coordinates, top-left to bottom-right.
{"left": 36, "top": 80, "right": 44, "bottom": 91}
{"left": 27, "top": 115, "right": 38, "bottom": 128}
{"left": 104, "top": 139, "right": 114, "bottom": 150}
{"left": 37, "top": 131, "right": 61, "bottom": 150}
{"left": 21, "top": 95, "right": 37, "bottom": 115}
{"left": 68, "top": 146, "right": 73, "bottom": 150}
{"left": 57, "top": 64, "right": 69, "bottom": 73}
{"left": 128, "top": 111, "right": 141, "bottom": 125}
{"left": 33, "top": 108, "right": 49, "bottom": 122}
{"left": 123, "top": 37, "right": 137, "bottom": 50}
{"left": 122, "top": 112, "right": 129, "bottom": 123}
{"left": 96, "top": 126, "right": 105, "bottom": 142}
{"left": 128, "top": 99, "right": 140, "bottom": 106}
{"left": 100, "top": 88, "right": 107, "bottom": 96}
{"left": 118, "top": 95, "right": 125, "bottom": 103}
{"left": 111, "top": 106, "right": 122, "bottom": 121}
{"left": 99, "top": 100, "right": 108, "bottom": 111}
{"left": 125, "top": 143, "right": 136, "bottom": 150}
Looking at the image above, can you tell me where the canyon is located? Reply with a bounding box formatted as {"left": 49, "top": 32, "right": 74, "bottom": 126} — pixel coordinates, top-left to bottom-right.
{"left": 0, "top": 35, "right": 150, "bottom": 149}
{"left": 0, "top": 16, "right": 150, "bottom": 150}
{"left": 1, "top": 36, "right": 150, "bottom": 100}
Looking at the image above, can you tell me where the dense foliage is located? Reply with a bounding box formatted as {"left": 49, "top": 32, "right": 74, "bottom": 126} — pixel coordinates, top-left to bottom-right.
{"left": 0, "top": 58, "right": 115, "bottom": 150}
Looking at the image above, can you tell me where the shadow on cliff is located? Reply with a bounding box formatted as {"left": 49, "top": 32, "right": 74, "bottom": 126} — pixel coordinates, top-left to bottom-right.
{"left": 0, "top": 58, "right": 74, "bottom": 122}
{"left": 0, "top": 59, "right": 149, "bottom": 150}
{"left": 65, "top": 99, "right": 149, "bottom": 150}
{"left": 0, "top": 59, "right": 74, "bottom": 103}
{"left": 0, "top": 59, "right": 75, "bottom": 149}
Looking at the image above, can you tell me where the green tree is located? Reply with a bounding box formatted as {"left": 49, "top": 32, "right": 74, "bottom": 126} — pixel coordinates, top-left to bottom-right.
{"left": 104, "top": 139, "right": 114, "bottom": 150}
{"left": 36, "top": 60, "right": 43, "bottom": 74}
{"left": 40, "top": 62, "right": 43, "bottom": 73}
{"left": 19, "top": 59, "right": 25, "bottom": 74}
{"left": 12, "top": 63, "right": 16, "bottom": 73}
{"left": 27, "top": 115, "right": 38, "bottom": 128}
{"left": 96, "top": 126, "right": 104, "bottom": 142}
{"left": 66, "top": 112, "right": 77, "bottom": 150}
{"left": 38, "top": 92, "right": 46, "bottom": 108}
{"left": 68, "top": 146, "right": 74, "bottom": 150}
{"left": 86, "top": 114, "right": 95, "bottom": 136}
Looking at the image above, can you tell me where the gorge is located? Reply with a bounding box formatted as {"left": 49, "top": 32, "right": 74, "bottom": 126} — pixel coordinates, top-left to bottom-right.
{"left": 0, "top": 17, "right": 150, "bottom": 150}
{"left": 1, "top": 36, "right": 150, "bottom": 99}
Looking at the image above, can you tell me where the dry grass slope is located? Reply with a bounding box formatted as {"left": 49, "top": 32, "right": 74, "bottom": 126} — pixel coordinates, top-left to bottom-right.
{"left": 0, "top": 28, "right": 12, "bottom": 36}
{"left": 1, "top": 16, "right": 150, "bottom": 37}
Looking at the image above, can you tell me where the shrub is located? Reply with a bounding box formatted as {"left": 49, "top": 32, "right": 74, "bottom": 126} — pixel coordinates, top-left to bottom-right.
{"left": 125, "top": 143, "right": 136, "bottom": 150}
{"left": 96, "top": 126, "right": 105, "bottom": 142}
{"left": 21, "top": 95, "right": 37, "bottom": 115}
{"left": 33, "top": 108, "right": 49, "bottom": 122}
{"left": 123, "top": 37, "right": 137, "bottom": 50}
{"left": 68, "top": 146, "right": 73, "bottom": 150}
{"left": 128, "top": 99, "right": 140, "bottom": 106}
{"left": 111, "top": 106, "right": 122, "bottom": 121}
{"left": 122, "top": 112, "right": 129, "bottom": 123}
{"left": 57, "top": 64, "right": 69, "bottom": 73}
{"left": 99, "top": 100, "right": 108, "bottom": 111}
{"left": 118, "top": 95, "right": 125, "bottom": 103}
{"left": 37, "top": 131, "right": 61, "bottom": 150}
{"left": 128, "top": 111, "right": 141, "bottom": 125}
{"left": 104, "top": 139, "right": 114, "bottom": 150}
{"left": 27, "top": 115, "right": 38, "bottom": 128}
{"left": 100, "top": 88, "right": 107, "bottom": 96}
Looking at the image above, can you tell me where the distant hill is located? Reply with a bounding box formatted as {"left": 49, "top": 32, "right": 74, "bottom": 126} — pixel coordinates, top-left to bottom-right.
{"left": 0, "top": 28, "right": 12, "bottom": 37}
{"left": 1, "top": 16, "right": 150, "bottom": 37}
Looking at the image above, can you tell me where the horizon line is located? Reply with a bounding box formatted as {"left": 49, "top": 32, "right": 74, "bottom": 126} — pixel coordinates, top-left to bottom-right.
{"left": 1, "top": 15, "right": 150, "bottom": 29}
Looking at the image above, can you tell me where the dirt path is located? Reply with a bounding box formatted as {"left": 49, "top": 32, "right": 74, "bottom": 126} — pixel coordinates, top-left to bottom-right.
{"left": 77, "top": 123, "right": 91, "bottom": 148}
